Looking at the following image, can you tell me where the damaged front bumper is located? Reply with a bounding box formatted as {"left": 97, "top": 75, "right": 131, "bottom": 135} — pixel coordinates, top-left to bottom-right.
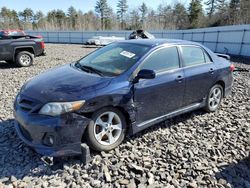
{"left": 14, "top": 107, "right": 90, "bottom": 157}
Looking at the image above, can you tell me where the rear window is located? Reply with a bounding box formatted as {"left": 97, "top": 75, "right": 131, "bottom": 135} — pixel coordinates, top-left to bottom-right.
{"left": 181, "top": 46, "right": 207, "bottom": 67}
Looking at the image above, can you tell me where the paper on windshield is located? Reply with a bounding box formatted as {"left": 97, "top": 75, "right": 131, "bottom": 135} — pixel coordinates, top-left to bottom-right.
{"left": 120, "top": 51, "right": 136, "bottom": 58}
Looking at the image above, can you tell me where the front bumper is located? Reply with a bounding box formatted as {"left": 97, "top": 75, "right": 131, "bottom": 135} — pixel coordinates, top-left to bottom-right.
{"left": 14, "top": 104, "right": 90, "bottom": 157}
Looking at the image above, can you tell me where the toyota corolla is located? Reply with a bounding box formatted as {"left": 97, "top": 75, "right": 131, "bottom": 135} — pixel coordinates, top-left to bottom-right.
{"left": 14, "top": 39, "right": 234, "bottom": 157}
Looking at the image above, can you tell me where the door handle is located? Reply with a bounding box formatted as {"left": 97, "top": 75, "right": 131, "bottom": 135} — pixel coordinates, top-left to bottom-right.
{"left": 176, "top": 75, "right": 184, "bottom": 82}
{"left": 209, "top": 68, "right": 214, "bottom": 74}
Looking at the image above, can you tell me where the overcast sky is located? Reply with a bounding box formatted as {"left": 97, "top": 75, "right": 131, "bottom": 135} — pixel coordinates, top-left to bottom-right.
{"left": 0, "top": 0, "right": 190, "bottom": 13}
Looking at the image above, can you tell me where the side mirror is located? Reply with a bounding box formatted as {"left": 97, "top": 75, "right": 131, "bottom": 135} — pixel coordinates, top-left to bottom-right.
{"left": 133, "top": 69, "right": 156, "bottom": 83}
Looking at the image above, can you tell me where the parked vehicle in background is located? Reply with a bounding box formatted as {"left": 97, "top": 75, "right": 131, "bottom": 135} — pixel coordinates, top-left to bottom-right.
{"left": 0, "top": 29, "right": 26, "bottom": 37}
{"left": 86, "top": 36, "right": 125, "bottom": 46}
{"left": 128, "top": 30, "right": 155, "bottom": 39}
{"left": 0, "top": 29, "right": 45, "bottom": 67}
{"left": 14, "top": 39, "right": 234, "bottom": 158}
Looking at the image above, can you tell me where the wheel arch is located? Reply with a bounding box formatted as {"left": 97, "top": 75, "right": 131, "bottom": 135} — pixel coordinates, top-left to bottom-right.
{"left": 80, "top": 104, "right": 134, "bottom": 141}
{"left": 14, "top": 47, "right": 35, "bottom": 59}
{"left": 214, "top": 80, "right": 225, "bottom": 97}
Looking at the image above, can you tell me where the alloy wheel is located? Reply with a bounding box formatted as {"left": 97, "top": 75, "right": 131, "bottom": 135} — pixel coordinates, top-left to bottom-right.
{"left": 93, "top": 111, "right": 122, "bottom": 146}
{"left": 208, "top": 87, "right": 222, "bottom": 110}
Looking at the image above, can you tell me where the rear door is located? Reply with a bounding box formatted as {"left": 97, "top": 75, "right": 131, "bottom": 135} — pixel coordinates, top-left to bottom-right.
{"left": 134, "top": 46, "right": 185, "bottom": 124}
{"left": 180, "top": 45, "right": 216, "bottom": 106}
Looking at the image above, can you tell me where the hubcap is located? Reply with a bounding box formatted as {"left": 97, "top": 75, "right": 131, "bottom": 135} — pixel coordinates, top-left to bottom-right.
{"left": 94, "top": 111, "right": 122, "bottom": 146}
{"left": 208, "top": 87, "right": 222, "bottom": 110}
{"left": 20, "top": 54, "right": 31, "bottom": 66}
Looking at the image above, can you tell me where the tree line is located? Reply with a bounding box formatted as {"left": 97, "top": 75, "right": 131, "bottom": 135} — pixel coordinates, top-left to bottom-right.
{"left": 0, "top": 0, "right": 249, "bottom": 31}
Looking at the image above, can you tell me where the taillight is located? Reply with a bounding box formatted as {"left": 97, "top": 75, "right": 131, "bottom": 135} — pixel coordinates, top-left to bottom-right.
{"left": 230, "top": 64, "right": 235, "bottom": 72}
{"left": 35, "top": 37, "right": 45, "bottom": 49}
{"left": 40, "top": 41, "right": 45, "bottom": 49}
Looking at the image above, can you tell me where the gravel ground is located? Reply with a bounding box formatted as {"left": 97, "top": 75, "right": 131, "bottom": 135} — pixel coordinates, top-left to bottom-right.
{"left": 0, "top": 44, "right": 249, "bottom": 188}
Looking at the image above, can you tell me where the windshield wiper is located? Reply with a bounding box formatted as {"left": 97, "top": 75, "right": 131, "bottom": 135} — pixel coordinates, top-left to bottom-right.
{"left": 75, "top": 62, "right": 104, "bottom": 77}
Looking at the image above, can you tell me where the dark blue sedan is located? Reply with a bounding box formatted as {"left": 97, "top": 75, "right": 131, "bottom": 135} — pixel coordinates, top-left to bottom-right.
{"left": 14, "top": 39, "right": 234, "bottom": 156}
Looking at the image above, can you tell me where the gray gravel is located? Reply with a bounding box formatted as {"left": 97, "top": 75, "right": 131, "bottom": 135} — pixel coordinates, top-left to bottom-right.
{"left": 0, "top": 44, "right": 249, "bottom": 188}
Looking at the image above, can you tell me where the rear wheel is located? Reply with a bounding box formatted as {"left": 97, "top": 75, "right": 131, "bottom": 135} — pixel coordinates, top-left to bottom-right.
{"left": 204, "top": 84, "right": 223, "bottom": 112}
{"left": 86, "top": 107, "right": 126, "bottom": 151}
{"left": 16, "top": 51, "right": 34, "bottom": 67}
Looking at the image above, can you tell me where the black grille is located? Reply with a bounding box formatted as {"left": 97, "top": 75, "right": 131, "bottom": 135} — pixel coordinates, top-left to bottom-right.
{"left": 18, "top": 96, "right": 41, "bottom": 113}
{"left": 19, "top": 99, "right": 34, "bottom": 111}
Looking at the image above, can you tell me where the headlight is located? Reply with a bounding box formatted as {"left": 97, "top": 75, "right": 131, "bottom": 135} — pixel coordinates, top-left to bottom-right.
{"left": 39, "top": 100, "right": 85, "bottom": 116}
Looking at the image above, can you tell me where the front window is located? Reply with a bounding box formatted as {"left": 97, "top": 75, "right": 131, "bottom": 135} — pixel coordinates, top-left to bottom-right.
{"left": 77, "top": 43, "right": 150, "bottom": 76}
{"left": 140, "top": 46, "right": 180, "bottom": 72}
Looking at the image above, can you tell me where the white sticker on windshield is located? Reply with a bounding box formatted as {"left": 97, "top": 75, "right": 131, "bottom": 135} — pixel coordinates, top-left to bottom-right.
{"left": 120, "top": 51, "right": 136, "bottom": 58}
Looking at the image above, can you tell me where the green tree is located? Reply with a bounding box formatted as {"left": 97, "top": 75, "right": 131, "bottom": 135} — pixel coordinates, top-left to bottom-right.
{"left": 104, "top": 6, "right": 113, "bottom": 30}
{"left": 129, "top": 9, "right": 141, "bottom": 29}
{"left": 18, "top": 8, "right": 34, "bottom": 29}
{"left": 33, "top": 11, "right": 45, "bottom": 30}
{"left": 205, "top": 0, "right": 217, "bottom": 18}
{"left": 34, "top": 11, "right": 44, "bottom": 21}
{"left": 11, "top": 10, "right": 20, "bottom": 28}
{"left": 117, "top": 0, "right": 128, "bottom": 29}
{"left": 173, "top": 3, "right": 189, "bottom": 29}
{"left": 67, "top": 6, "right": 78, "bottom": 30}
{"left": 228, "top": 0, "right": 240, "bottom": 24}
{"left": 56, "top": 9, "right": 66, "bottom": 29}
{"left": 240, "top": 0, "right": 250, "bottom": 24}
{"left": 0, "top": 7, "right": 12, "bottom": 28}
{"left": 146, "top": 9, "right": 159, "bottom": 29}
{"left": 139, "top": 2, "right": 148, "bottom": 28}
{"left": 157, "top": 4, "right": 173, "bottom": 29}
{"left": 20, "top": 8, "right": 34, "bottom": 22}
{"left": 188, "top": 0, "right": 203, "bottom": 28}
{"left": 83, "top": 10, "right": 99, "bottom": 30}
{"left": 95, "top": 0, "right": 109, "bottom": 30}
{"left": 47, "top": 10, "right": 57, "bottom": 29}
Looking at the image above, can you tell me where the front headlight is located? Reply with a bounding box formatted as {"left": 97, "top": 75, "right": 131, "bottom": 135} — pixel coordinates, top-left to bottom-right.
{"left": 39, "top": 100, "right": 85, "bottom": 116}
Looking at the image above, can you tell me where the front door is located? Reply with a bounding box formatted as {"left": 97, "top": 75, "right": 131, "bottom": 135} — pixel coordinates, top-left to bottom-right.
{"left": 133, "top": 46, "right": 185, "bottom": 125}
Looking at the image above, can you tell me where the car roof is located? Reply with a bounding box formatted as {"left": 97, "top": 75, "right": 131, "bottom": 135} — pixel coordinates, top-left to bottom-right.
{"left": 119, "top": 39, "right": 200, "bottom": 47}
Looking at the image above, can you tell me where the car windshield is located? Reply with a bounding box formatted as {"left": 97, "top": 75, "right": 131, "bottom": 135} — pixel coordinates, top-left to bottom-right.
{"left": 77, "top": 43, "right": 150, "bottom": 76}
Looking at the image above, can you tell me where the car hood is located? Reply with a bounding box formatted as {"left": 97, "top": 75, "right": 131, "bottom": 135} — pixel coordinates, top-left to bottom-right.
{"left": 21, "top": 64, "right": 112, "bottom": 103}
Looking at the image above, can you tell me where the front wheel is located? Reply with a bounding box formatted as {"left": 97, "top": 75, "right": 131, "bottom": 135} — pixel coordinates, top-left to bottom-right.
{"left": 204, "top": 84, "right": 223, "bottom": 112}
{"left": 86, "top": 107, "right": 127, "bottom": 151}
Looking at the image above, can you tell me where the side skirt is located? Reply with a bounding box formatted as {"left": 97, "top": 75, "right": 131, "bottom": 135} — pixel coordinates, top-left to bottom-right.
{"left": 131, "top": 102, "right": 205, "bottom": 135}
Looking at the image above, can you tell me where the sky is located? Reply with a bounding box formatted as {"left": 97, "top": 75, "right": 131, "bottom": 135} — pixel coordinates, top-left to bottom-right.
{"left": 0, "top": 0, "right": 188, "bottom": 14}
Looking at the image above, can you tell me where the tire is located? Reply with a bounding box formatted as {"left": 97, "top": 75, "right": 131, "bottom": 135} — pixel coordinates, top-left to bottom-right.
{"left": 86, "top": 107, "right": 127, "bottom": 152}
{"left": 16, "top": 51, "right": 34, "bottom": 67}
{"left": 204, "top": 84, "right": 223, "bottom": 112}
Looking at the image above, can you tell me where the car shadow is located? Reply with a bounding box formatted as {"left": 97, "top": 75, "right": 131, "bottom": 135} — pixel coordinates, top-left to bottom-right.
{"left": 0, "top": 109, "right": 206, "bottom": 183}
{"left": 0, "top": 61, "right": 18, "bottom": 69}
{"left": 214, "top": 157, "right": 250, "bottom": 188}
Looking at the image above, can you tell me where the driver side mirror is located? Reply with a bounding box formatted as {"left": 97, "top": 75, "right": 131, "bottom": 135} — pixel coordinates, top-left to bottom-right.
{"left": 133, "top": 69, "right": 156, "bottom": 83}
